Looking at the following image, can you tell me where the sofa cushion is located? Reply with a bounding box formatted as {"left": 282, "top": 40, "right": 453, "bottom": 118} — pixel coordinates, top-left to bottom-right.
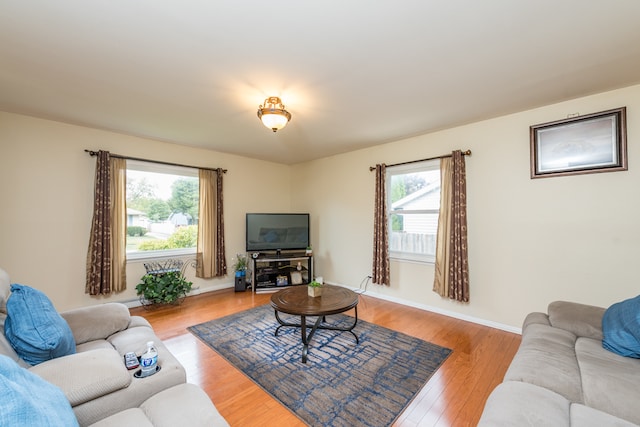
{"left": 0, "top": 354, "right": 79, "bottom": 427}
{"left": 503, "top": 323, "right": 583, "bottom": 403}
{"left": 4, "top": 284, "right": 76, "bottom": 365}
{"left": 88, "top": 408, "right": 155, "bottom": 427}
{"left": 75, "top": 339, "right": 115, "bottom": 353}
{"left": 477, "top": 381, "right": 570, "bottom": 426}
{"left": 88, "top": 384, "right": 230, "bottom": 427}
{"left": 602, "top": 294, "right": 640, "bottom": 358}
{"left": 60, "top": 303, "right": 131, "bottom": 345}
{"left": 139, "top": 383, "right": 229, "bottom": 427}
{"left": 549, "top": 301, "right": 605, "bottom": 341}
{"left": 571, "top": 404, "right": 640, "bottom": 427}
{"left": 107, "top": 323, "right": 157, "bottom": 355}
{"left": 576, "top": 337, "right": 640, "bottom": 425}
{"left": 29, "top": 348, "right": 132, "bottom": 407}
{"left": 521, "top": 311, "right": 550, "bottom": 330}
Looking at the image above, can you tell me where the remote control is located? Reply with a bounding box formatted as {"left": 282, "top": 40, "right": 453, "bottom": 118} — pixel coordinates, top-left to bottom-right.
{"left": 124, "top": 352, "right": 139, "bottom": 370}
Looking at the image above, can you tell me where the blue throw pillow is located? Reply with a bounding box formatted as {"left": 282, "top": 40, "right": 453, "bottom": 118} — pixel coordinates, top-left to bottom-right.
{"left": 602, "top": 294, "right": 640, "bottom": 358}
{"left": 0, "top": 354, "right": 79, "bottom": 426}
{"left": 4, "top": 284, "right": 76, "bottom": 365}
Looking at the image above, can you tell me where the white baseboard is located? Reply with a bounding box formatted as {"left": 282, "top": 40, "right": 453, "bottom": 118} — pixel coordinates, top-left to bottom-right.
{"left": 118, "top": 282, "right": 235, "bottom": 308}
{"left": 119, "top": 279, "right": 521, "bottom": 335}
{"left": 331, "top": 281, "right": 522, "bottom": 335}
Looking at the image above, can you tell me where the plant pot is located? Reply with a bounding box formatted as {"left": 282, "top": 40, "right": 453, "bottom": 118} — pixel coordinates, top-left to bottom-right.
{"left": 139, "top": 292, "right": 187, "bottom": 309}
{"left": 308, "top": 286, "right": 323, "bottom": 297}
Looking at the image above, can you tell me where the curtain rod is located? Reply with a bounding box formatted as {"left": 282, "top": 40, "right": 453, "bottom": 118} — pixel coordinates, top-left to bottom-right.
{"left": 369, "top": 149, "right": 471, "bottom": 171}
{"left": 84, "top": 150, "right": 227, "bottom": 173}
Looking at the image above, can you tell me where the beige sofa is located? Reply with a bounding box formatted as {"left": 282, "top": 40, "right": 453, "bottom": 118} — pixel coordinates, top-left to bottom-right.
{"left": 87, "top": 383, "right": 228, "bottom": 427}
{"left": 0, "top": 268, "right": 228, "bottom": 426}
{"left": 478, "top": 301, "right": 640, "bottom": 426}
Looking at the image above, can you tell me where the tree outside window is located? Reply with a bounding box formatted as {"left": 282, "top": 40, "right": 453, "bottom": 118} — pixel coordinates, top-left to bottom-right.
{"left": 126, "top": 161, "right": 199, "bottom": 258}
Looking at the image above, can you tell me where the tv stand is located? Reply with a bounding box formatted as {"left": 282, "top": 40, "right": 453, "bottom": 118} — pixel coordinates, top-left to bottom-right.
{"left": 250, "top": 252, "right": 313, "bottom": 293}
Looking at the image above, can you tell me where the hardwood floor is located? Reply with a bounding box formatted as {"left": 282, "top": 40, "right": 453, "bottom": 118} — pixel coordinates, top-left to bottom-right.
{"left": 130, "top": 289, "right": 521, "bottom": 427}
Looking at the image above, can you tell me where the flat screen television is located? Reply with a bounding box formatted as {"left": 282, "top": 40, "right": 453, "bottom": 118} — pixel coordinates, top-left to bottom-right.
{"left": 246, "top": 213, "right": 310, "bottom": 252}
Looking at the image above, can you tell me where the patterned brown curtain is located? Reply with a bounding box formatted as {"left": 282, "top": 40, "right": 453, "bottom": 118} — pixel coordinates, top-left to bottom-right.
{"left": 196, "top": 168, "right": 227, "bottom": 278}
{"left": 85, "top": 151, "right": 127, "bottom": 295}
{"left": 372, "top": 164, "right": 390, "bottom": 286}
{"left": 214, "top": 168, "right": 227, "bottom": 276}
{"left": 433, "top": 150, "right": 469, "bottom": 302}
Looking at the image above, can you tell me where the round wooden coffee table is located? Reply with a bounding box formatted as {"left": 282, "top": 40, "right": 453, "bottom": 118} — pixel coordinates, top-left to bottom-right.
{"left": 270, "top": 284, "right": 359, "bottom": 363}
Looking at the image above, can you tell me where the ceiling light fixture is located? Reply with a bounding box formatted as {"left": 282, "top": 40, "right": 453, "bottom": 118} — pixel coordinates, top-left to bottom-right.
{"left": 257, "top": 96, "right": 291, "bottom": 132}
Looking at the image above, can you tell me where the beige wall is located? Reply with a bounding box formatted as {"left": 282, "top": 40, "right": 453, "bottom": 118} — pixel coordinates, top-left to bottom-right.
{"left": 291, "top": 84, "right": 640, "bottom": 331}
{"left": 1, "top": 84, "right": 638, "bottom": 328}
{"left": 0, "top": 112, "right": 291, "bottom": 311}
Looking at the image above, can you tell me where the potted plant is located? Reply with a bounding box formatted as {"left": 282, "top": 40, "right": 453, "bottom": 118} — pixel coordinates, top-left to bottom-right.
{"left": 136, "top": 271, "right": 193, "bottom": 307}
{"left": 232, "top": 253, "right": 247, "bottom": 277}
{"left": 308, "top": 279, "right": 323, "bottom": 297}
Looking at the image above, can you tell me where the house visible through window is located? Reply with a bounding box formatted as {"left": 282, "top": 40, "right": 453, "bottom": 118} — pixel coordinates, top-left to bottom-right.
{"left": 126, "top": 160, "right": 199, "bottom": 260}
{"left": 387, "top": 159, "right": 440, "bottom": 263}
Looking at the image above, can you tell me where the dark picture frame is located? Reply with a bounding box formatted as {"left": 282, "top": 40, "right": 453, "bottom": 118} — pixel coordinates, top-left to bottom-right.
{"left": 530, "top": 107, "right": 627, "bottom": 179}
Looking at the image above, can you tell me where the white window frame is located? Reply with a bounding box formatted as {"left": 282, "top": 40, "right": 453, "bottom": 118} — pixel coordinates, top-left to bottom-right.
{"left": 386, "top": 159, "right": 440, "bottom": 264}
{"left": 126, "top": 160, "right": 199, "bottom": 261}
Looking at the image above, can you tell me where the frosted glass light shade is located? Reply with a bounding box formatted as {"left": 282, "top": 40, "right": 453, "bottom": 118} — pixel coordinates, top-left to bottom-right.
{"left": 260, "top": 112, "right": 290, "bottom": 131}
{"left": 257, "top": 97, "right": 291, "bottom": 132}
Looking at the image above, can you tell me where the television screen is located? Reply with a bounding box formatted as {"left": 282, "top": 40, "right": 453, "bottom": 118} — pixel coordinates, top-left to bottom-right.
{"left": 246, "top": 213, "right": 310, "bottom": 252}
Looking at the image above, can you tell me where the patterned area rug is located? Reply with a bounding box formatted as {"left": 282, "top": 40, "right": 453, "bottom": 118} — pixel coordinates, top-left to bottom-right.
{"left": 188, "top": 304, "right": 452, "bottom": 427}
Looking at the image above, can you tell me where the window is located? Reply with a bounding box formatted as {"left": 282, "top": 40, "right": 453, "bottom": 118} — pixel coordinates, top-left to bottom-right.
{"left": 387, "top": 160, "right": 440, "bottom": 263}
{"left": 126, "top": 160, "right": 199, "bottom": 260}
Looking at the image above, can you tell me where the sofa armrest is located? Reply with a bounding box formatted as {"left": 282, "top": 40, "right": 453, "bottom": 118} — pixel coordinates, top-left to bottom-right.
{"left": 29, "top": 348, "right": 131, "bottom": 406}
{"left": 522, "top": 312, "right": 550, "bottom": 331}
{"left": 61, "top": 303, "right": 131, "bottom": 344}
{"left": 548, "top": 301, "right": 605, "bottom": 340}
{"left": 129, "top": 315, "right": 152, "bottom": 329}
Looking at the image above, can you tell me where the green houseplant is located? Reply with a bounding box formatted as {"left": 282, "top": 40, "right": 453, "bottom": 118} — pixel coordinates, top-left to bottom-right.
{"left": 232, "top": 254, "right": 247, "bottom": 277}
{"left": 308, "top": 279, "right": 323, "bottom": 297}
{"left": 136, "top": 271, "right": 193, "bottom": 307}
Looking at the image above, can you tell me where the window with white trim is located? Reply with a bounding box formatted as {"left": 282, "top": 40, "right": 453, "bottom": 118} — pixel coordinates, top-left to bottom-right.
{"left": 387, "top": 159, "right": 440, "bottom": 263}
{"left": 126, "top": 160, "right": 199, "bottom": 260}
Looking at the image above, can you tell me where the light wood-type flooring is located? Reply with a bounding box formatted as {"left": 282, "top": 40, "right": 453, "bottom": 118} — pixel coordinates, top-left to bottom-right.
{"left": 130, "top": 288, "right": 521, "bottom": 426}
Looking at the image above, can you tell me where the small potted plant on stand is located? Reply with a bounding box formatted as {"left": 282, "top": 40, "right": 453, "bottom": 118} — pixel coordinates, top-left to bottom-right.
{"left": 233, "top": 253, "right": 247, "bottom": 277}
{"left": 308, "top": 278, "right": 323, "bottom": 297}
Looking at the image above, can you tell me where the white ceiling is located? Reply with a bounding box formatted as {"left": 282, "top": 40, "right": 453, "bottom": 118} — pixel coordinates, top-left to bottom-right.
{"left": 1, "top": 1, "right": 640, "bottom": 164}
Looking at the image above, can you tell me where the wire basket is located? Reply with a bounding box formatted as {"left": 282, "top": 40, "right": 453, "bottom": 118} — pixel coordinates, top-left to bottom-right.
{"left": 143, "top": 259, "right": 184, "bottom": 275}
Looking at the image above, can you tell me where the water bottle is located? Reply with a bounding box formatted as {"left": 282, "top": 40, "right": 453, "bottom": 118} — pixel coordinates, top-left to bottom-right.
{"left": 140, "top": 341, "right": 158, "bottom": 377}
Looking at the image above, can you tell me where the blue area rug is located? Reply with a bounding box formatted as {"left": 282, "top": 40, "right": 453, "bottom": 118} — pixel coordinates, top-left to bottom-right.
{"left": 188, "top": 304, "right": 451, "bottom": 427}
